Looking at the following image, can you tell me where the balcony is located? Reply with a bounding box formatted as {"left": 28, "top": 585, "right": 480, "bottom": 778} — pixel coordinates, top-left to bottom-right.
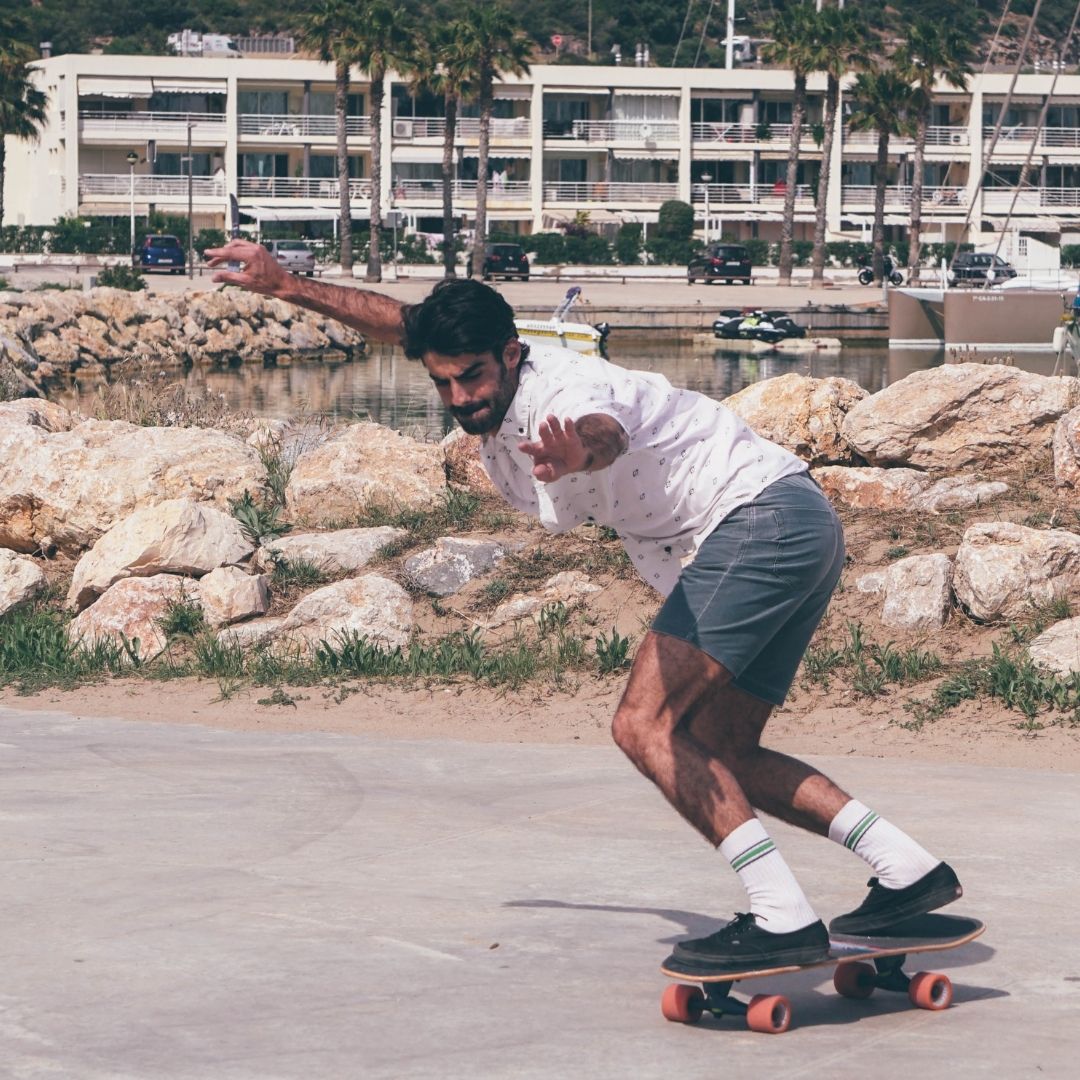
{"left": 239, "top": 114, "right": 372, "bottom": 139}
{"left": 982, "top": 186, "right": 1080, "bottom": 212}
{"left": 79, "top": 173, "right": 226, "bottom": 200}
{"left": 551, "top": 119, "right": 681, "bottom": 144}
{"left": 238, "top": 177, "right": 372, "bottom": 199}
{"left": 395, "top": 179, "right": 531, "bottom": 204}
{"left": 691, "top": 122, "right": 816, "bottom": 148}
{"left": 391, "top": 117, "right": 531, "bottom": 141}
{"left": 843, "top": 125, "right": 969, "bottom": 150}
{"left": 542, "top": 181, "right": 679, "bottom": 204}
{"left": 79, "top": 111, "right": 228, "bottom": 143}
{"left": 986, "top": 127, "right": 1080, "bottom": 151}
{"left": 691, "top": 182, "right": 815, "bottom": 208}
{"left": 841, "top": 185, "right": 968, "bottom": 209}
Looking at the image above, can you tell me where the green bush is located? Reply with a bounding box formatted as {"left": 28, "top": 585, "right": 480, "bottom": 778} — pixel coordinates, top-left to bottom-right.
{"left": 194, "top": 228, "right": 227, "bottom": 255}
{"left": 521, "top": 232, "right": 566, "bottom": 264}
{"left": 95, "top": 263, "right": 146, "bottom": 291}
{"left": 645, "top": 236, "right": 703, "bottom": 266}
{"left": 1063, "top": 245, "right": 1080, "bottom": 268}
{"left": 615, "top": 222, "right": 643, "bottom": 265}
{"left": 657, "top": 199, "right": 695, "bottom": 240}
{"left": 562, "top": 232, "right": 614, "bottom": 265}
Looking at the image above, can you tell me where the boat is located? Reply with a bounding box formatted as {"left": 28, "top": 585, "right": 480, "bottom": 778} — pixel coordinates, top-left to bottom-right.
{"left": 515, "top": 287, "right": 611, "bottom": 356}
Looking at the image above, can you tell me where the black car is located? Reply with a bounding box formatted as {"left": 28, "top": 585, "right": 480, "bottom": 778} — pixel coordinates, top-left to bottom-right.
{"left": 468, "top": 243, "right": 530, "bottom": 281}
{"left": 688, "top": 243, "right": 752, "bottom": 285}
{"left": 135, "top": 234, "right": 187, "bottom": 274}
{"left": 948, "top": 252, "right": 1018, "bottom": 285}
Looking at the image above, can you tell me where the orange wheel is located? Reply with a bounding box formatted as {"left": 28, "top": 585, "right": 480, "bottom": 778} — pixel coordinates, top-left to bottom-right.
{"left": 746, "top": 993, "right": 792, "bottom": 1034}
{"left": 908, "top": 971, "right": 953, "bottom": 1011}
{"left": 834, "top": 961, "right": 876, "bottom": 1000}
{"left": 661, "top": 983, "right": 706, "bottom": 1024}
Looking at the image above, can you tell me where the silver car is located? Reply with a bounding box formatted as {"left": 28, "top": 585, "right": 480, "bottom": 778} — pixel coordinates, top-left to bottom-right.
{"left": 263, "top": 239, "right": 316, "bottom": 276}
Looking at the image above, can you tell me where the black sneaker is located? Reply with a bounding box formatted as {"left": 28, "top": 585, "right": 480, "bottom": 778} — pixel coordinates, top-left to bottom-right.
{"left": 829, "top": 862, "right": 963, "bottom": 936}
{"left": 672, "top": 912, "right": 829, "bottom": 968}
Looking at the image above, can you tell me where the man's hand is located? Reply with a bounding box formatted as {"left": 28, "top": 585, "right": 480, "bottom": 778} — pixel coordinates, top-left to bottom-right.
{"left": 518, "top": 415, "right": 591, "bottom": 482}
{"left": 205, "top": 238, "right": 289, "bottom": 296}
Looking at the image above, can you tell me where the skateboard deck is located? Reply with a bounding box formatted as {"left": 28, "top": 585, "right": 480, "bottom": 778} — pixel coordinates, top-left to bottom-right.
{"left": 660, "top": 913, "right": 985, "bottom": 1033}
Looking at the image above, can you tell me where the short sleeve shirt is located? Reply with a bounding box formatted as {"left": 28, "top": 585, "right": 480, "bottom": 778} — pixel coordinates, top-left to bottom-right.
{"left": 479, "top": 344, "right": 807, "bottom": 596}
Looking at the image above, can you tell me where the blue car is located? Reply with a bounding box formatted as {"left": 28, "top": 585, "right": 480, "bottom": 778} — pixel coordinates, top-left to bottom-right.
{"left": 135, "top": 234, "right": 187, "bottom": 274}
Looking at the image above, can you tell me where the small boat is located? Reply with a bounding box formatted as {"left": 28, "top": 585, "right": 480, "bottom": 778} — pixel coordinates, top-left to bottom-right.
{"left": 516, "top": 287, "right": 611, "bottom": 356}
{"left": 713, "top": 308, "right": 808, "bottom": 345}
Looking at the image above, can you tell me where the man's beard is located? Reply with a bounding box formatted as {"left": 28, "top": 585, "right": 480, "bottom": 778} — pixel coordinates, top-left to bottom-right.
{"left": 450, "top": 365, "right": 516, "bottom": 435}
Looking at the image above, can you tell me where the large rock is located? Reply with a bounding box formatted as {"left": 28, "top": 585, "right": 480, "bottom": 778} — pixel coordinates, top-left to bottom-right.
{"left": 855, "top": 554, "right": 953, "bottom": 631}
{"left": 278, "top": 573, "right": 414, "bottom": 652}
{"left": 67, "top": 498, "right": 254, "bottom": 611}
{"left": 442, "top": 428, "right": 497, "bottom": 494}
{"left": 252, "top": 526, "right": 406, "bottom": 574}
{"left": 953, "top": 521, "right": 1080, "bottom": 621}
{"left": 487, "top": 570, "right": 601, "bottom": 628}
{"left": 0, "top": 419, "right": 264, "bottom": 555}
{"left": 1028, "top": 617, "right": 1080, "bottom": 676}
{"left": 1053, "top": 405, "right": 1080, "bottom": 488}
{"left": 285, "top": 422, "right": 445, "bottom": 525}
{"left": 197, "top": 565, "right": 271, "bottom": 627}
{"left": 724, "top": 373, "right": 868, "bottom": 465}
{"left": 0, "top": 549, "right": 46, "bottom": 617}
{"left": 814, "top": 466, "right": 1008, "bottom": 513}
{"left": 67, "top": 573, "right": 200, "bottom": 662}
{"left": 0, "top": 398, "right": 73, "bottom": 433}
{"left": 404, "top": 537, "right": 508, "bottom": 597}
{"left": 841, "top": 364, "right": 1080, "bottom": 471}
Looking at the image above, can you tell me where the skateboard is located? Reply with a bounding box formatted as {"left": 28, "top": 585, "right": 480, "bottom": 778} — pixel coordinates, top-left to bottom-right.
{"left": 660, "top": 913, "right": 985, "bottom": 1034}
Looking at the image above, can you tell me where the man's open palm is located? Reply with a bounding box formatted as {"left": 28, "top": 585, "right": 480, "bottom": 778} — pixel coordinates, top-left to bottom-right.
{"left": 519, "top": 415, "right": 589, "bottom": 482}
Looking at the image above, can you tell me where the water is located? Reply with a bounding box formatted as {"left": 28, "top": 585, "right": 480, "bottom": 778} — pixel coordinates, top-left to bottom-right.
{"left": 54, "top": 338, "right": 1069, "bottom": 441}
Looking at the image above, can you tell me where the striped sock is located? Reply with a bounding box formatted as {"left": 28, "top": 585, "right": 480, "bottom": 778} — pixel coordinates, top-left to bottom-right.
{"left": 720, "top": 818, "right": 819, "bottom": 934}
{"left": 828, "top": 799, "right": 940, "bottom": 890}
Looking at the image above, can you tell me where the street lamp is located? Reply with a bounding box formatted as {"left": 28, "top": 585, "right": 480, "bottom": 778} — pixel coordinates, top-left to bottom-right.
{"left": 700, "top": 171, "right": 712, "bottom": 244}
{"left": 126, "top": 151, "right": 139, "bottom": 256}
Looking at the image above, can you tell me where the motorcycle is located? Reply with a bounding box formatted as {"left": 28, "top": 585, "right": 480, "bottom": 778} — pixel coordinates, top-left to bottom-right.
{"left": 857, "top": 254, "right": 904, "bottom": 286}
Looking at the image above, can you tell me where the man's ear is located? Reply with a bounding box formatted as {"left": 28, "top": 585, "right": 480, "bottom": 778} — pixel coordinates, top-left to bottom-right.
{"left": 502, "top": 337, "right": 522, "bottom": 371}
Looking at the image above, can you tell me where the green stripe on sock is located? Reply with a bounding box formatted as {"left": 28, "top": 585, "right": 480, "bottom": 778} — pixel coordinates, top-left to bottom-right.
{"left": 731, "top": 839, "right": 775, "bottom": 871}
{"left": 845, "top": 812, "right": 879, "bottom": 850}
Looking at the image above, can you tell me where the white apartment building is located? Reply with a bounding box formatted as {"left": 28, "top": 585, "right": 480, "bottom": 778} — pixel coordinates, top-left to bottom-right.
{"left": 5, "top": 51, "right": 1080, "bottom": 248}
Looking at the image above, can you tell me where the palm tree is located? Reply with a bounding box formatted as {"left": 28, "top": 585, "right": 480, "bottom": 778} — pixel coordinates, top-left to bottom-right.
{"left": 895, "top": 19, "right": 974, "bottom": 283}
{"left": 0, "top": 44, "right": 47, "bottom": 229}
{"left": 349, "top": 1, "right": 413, "bottom": 282}
{"left": 810, "top": 4, "right": 868, "bottom": 287}
{"left": 296, "top": 1, "right": 363, "bottom": 275}
{"left": 762, "top": 1, "right": 820, "bottom": 287}
{"left": 456, "top": 3, "right": 531, "bottom": 280}
{"left": 848, "top": 69, "right": 917, "bottom": 284}
{"left": 404, "top": 23, "right": 475, "bottom": 278}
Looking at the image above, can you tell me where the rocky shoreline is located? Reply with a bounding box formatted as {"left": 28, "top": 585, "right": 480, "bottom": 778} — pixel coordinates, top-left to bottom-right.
{"left": 2, "top": 362, "right": 1080, "bottom": 697}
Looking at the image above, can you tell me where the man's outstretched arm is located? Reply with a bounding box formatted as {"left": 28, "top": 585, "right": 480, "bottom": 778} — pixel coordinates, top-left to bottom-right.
{"left": 518, "top": 413, "right": 629, "bottom": 482}
{"left": 204, "top": 238, "right": 405, "bottom": 345}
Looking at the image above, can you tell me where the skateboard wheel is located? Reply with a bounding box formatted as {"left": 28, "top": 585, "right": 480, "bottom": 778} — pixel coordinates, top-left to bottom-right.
{"left": 661, "top": 983, "right": 706, "bottom": 1024}
{"left": 908, "top": 971, "right": 953, "bottom": 1011}
{"left": 746, "top": 993, "right": 792, "bottom": 1034}
{"left": 834, "top": 961, "right": 876, "bottom": 1000}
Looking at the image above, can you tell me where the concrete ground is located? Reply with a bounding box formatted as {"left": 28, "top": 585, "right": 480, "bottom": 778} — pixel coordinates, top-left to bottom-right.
{"left": 1, "top": 705, "right": 1076, "bottom": 1079}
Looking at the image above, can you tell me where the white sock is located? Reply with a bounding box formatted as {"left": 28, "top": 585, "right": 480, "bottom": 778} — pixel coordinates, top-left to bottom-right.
{"left": 720, "top": 819, "right": 819, "bottom": 934}
{"left": 828, "top": 799, "right": 940, "bottom": 889}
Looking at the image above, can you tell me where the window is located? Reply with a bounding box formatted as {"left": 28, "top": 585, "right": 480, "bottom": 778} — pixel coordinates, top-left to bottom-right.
{"left": 238, "top": 90, "right": 289, "bottom": 115}
{"left": 310, "top": 92, "right": 365, "bottom": 116}
{"left": 155, "top": 152, "right": 212, "bottom": 176}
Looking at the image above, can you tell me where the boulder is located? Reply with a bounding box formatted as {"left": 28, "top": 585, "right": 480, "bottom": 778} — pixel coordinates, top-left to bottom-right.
{"left": 285, "top": 422, "right": 444, "bottom": 525}
{"left": 404, "top": 537, "right": 508, "bottom": 597}
{"left": 1028, "top": 617, "right": 1080, "bottom": 677}
{"left": 1053, "top": 405, "right": 1080, "bottom": 488}
{"left": 953, "top": 521, "right": 1080, "bottom": 621}
{"left": 0, "top": 419, "right": 264, "bottom": 555}
{"left": 841, "top": 364, "right": 1080, "bottom": 471}
{"left": 814, "top": 466, "right": 1008, "bottom": 513}
{"left": 217, "top": 616, "right": 288, "bottom": 650}
{"left": 724, "top": 373, "right": 868, "bottom": 465}
{"left": 197, "top": 566, "right": 271, "bottom": 628}
{"left": 67, "top": 498, "right": 254, "bottom": 611}
{"left": 278, "top": 573, "right": 414, "bottom": 652}
{"left": 0, "top": 549, "right": 46, "bottom": 617}
{"left": 0, "top": 398, "right": 73, "bottom": 433}
{"left": 442, "top": 428, "right": 497, "bottom": 494}
{"left": 67, "top": 574, "right": 199, "bottom": 661}
{"left": 253, "top": 526, "right": 406, "bottom": 574}
{"left": 487, "top": 570, "right": 601, "bottom": 628}
{"left": 855, "top": 554, "right": 953, "bottom": 631}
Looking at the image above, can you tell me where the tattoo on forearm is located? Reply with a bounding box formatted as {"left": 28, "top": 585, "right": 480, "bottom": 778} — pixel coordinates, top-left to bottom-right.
{"left": 576, "top": 415, "right": 629, "bottom": 471}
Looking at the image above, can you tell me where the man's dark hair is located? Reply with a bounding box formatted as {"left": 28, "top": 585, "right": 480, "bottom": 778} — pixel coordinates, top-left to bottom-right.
{"left": 401, "top": 278, "right": 528, "bottom": 362}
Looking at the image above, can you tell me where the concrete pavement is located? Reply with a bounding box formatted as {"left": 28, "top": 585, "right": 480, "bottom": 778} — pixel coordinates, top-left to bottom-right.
{"left": 2, "top": 705, "right": 1077, "bottom": 1079}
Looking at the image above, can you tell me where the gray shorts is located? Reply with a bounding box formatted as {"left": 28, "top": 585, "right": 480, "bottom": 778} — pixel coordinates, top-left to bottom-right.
{"left": 652, "top": 471, "right": 845, "bottom": 706}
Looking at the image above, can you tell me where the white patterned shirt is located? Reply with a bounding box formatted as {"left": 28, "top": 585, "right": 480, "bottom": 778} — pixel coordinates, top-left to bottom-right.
{"left": 479, "top": 344, "right": 807, "bottom": 596}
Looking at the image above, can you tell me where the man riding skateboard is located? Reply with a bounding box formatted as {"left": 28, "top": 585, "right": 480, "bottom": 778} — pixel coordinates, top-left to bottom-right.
{"left": 206, "top": 240, "right": 963, "bottom": 969}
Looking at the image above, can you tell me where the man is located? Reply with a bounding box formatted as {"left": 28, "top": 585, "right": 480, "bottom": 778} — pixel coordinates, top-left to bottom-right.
{"left": 206, "top": 240, "right": 962, "bottom": 968}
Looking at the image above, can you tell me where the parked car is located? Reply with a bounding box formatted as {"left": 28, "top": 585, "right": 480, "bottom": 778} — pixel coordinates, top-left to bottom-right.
{"left": 134, "top": 234, "right": 186, "bottom": 274}
{"left": 948, "top": 252, "right": 1018, "bottom": 285}
{"left": 263, "top": 238, "right": 317, "bottom": 277}
{"left": 467, "top": 243, "right": 530, "bottom": 281}
{"left": 687, "top": 243, "right": 752, "bottom": 284}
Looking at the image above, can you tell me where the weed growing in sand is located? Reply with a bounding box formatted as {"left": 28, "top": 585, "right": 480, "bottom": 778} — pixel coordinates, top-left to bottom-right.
{"left": 269, "top": 555, "right": 329, "bottom": 591}
{"left": 158, "top": 595, "right": 206, "bottom": 640}
{"left": 595, "top": 628, "right": 633, "bottom": 674}
{"left": 230, "top": 490, "right": 292, "bottom": 544}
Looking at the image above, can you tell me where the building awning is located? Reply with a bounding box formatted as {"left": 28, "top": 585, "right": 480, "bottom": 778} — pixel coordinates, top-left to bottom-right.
{"left": 152, "top": 79, "right": 227, "bottom": 95}
{"left": 78, "top": 76, "right": 154, "bottom": 98}
{"left": 494, "top": 84, "right": 532, "bottom": 100}
{"left": 245, "top": 205, "right": 370, "bottom": 222}
{"left": 543, "top": 87, "right": 611, "bottom": 96}
{"left": 611, "top": 149, "right": 678, "bottom": 161}
{"left": 986, "top": 217, "right": 1063, "bottom": 233}
{"left": 459, "top": 148, "right": 534, "bottom": 159}
{"left": 391, "top": 146, "right": 444, "bottom": 164}
{"left": 613, "top": 89, "right": 680, "bottom": 98}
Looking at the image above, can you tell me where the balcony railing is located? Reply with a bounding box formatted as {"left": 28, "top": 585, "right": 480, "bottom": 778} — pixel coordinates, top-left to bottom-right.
{"left": 79, "top": 111, "right": 228, "bottom": 140}
{"left": 395, "top": 178, "right": 531, "bottom": 201}
{"left": 982, "top": 186, "right": 1080, "bottom": 211}
{"left": 986, "top": 126, "right": 1080, "bottom": 149}
{"left": 843, "top": 126, "right": 969, "bottom": 148}
{"left": 691, "top": 122, "right": 813, "bottom": 145}
{"left": 79, "top": 173, "right": 226, "bottom": 198}
{"left": 391, "top": 116, "right": 531, "bottom": 140}
{"left": 543, "top": 181, "right": 679, "bottom": 202}
{"left": 561, "top": 119, "right": 681, "bottom": 142}
{"left": 239, "top": 114, "right": 372, "bottom": 138}
{"left": 841, "top": 185, "right": 968, "bottom": 207}
{"left": 238, "top": 177, "right": 371, "bottom": 199}
{"left": 691, "top": 182, "right": 815, "bottom": 205}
